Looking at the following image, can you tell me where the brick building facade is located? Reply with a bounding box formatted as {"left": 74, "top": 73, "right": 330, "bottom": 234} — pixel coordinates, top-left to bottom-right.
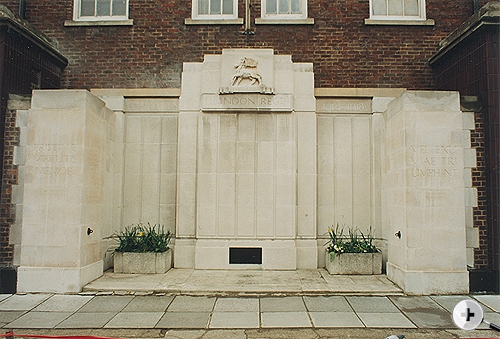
{"left": 0, "top": 0, "right": 490, "bottom": 90}
{"left": 0, "top": 0, "right": 497, "bottom": 293}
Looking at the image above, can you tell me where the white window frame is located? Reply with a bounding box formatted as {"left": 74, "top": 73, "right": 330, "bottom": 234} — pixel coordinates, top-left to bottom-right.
{"left": 369, "top": 0, "right": 426, "bottom": 21}
{"left": 260, "top": 0, "right": 308, "bottom": 20}
{"left": 73, "top": 0, "right": 129, "bottom": 21}
{"left": 191, "top": 0, "right": 238, "bottom": 20}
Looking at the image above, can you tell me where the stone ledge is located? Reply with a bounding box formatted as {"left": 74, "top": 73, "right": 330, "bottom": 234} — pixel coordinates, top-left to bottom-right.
{"left": 364, "top": 18, "right": 435, "bottom": 26}
{"left": 255, "top": 18, "right": 314, "bottom": 25}
{"left": 64, "top": 19, "right": 133, "bottom": 26}
{"left": 91, "top": 88, "right": 181, "bottom": 97}
{"left": 184, "top": 18, "right": 244, "bottom": 25}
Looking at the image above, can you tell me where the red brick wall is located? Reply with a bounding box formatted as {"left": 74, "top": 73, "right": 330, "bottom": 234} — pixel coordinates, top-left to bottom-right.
{"left": 432, "top": 21, "right": 499, "bottom": 271}
{"left": 0, "top": 103, "right": 19, "bottom": 266}
{"left": 0, "top": 0, "right": 479, "bottom": 90}
{"left": 471, "top": 111, "right": 488, "bottom": 269}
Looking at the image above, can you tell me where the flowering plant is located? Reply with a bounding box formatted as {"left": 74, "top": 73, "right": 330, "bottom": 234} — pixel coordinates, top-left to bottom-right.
{"left": 113, "top": 222, "right": 171, "bottom": 253}
{"left": 326, "top": 223, "right": 379, "bottom": 255}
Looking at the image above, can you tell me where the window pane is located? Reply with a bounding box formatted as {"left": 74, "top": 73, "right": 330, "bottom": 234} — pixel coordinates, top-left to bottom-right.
{"left": 387, "top": 0, "right": 403, "bottom": 15}
{"left": 222, "top": 0, "right": 233, "bottom": 14}
{"left": 266, "top": 0, "right": 277, "bottom": 14}
{"left": 112, "top": 0, "right": 126, "bottom": 16}
{"left": 278, "top": 0, "right": 289, "bottom": 14}
{"left": 97, "top": 0, "right": 111, "bottom": 16}
{"left": 291, "top": 0, "right": 301, "bottom": 14}
{"left": 81, "top": 0, "right": 95, "bottom": 16}
{"left": 404, "top": 0, "right": 419, "bottom": 16}
{"left": 372, "top": 0, "right": 387, "bottom": 15}
{"left": 198, "top": 0, "right": 209, "bottom": 14}
{"left": 210, "top": 0, "right": 221, "bottom": 14}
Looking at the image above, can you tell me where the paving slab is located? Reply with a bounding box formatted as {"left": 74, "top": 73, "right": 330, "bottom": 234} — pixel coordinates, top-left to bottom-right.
{"left": 167, "top": 296, "right": 216, "bottom": 312}
{"left": 261, "top": 311, "right": 311, "bottom": 328}
{"left": 55, "top": 311, "right": 117, "bottom": 328}
{"left": 209, "top": 312, "right": 259, "bottom": 328}
{"left": 390, "top": 296, "right": 456, "bottom": 328}
{"left": 390, "top": 296, "right": 447, "bottom": 311}
{"left": 164, "top": 329, "right": 207, "bottom": 339}
{"left": 400, "top": 309, "right": 456, "bottom": 329}
{"left": 0, "top": 294, "right": 51, "bottom": 311}
{"left": 32, "top": 295, "right": 93, "bottom": 312}
{"left": 309, "top": 311, "right": 364, "bottom": 327}
{"left": 346, "top": 296, "right": 400, "bottom": 313}
{"left": 303, "top": 296, "right": 352, "bottom": 312}
{"left": 77, "top": 296, "right": 133, "bottom": 313}
{"left": 0, "top": 295, "right": 11, "bottom": 303}
{"left": 260, "top": 296, "right": 306, "bottom": 312}
{"left": 5, "top": 311, "right": 71, "bottom": 328}
{"left": 156, "top": 312, "right": 211, "bottom": 329}
{"left": 356, "top": 312, "right": 417, "bottom": 328}
{"left": 214, "top": 298, "right": 259, "bottom": 312}
{"left": 479, "top": 312, "right": 500, "bottom": 330}
{"left": 198, "top": 329, "right": 248, "bottom": 339}
{"left": 104, "top": 311, "right": 164, "bottom": 328}
{"left": 430, "top": 295, "right": 470, "bottom": 312}
{"left": 0, "top": 311, "right": 25, "bottom": 325}
{"left": 122, "top": 295, "right": 174, "bottom": 312}
{"left": 474, "top": 295, "right": 500, "bottom": 312}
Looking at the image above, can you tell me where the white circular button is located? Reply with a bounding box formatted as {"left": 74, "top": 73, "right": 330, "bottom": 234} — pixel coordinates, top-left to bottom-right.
{"left": 453, "top": 299, "right": 484, "bottom": 331}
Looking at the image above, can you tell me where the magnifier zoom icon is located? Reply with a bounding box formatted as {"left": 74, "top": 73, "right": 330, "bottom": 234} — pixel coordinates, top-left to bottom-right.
{"left": 453, "top": 300, "right": 500, "bottom": 332}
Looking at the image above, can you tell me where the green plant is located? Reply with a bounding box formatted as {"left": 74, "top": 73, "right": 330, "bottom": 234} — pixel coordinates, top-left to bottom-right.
{"left": 113, "top": 223, "right": 171, "bottom": 253}
{"left": 326, "top": 223, "right": 379, "bottom": 256}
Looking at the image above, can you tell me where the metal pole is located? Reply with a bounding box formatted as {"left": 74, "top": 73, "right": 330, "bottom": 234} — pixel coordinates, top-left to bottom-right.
{"left": 19, "top": 0, "right": 26, "bottom": 18}
{"left": 242, "top": 0, "right": 254, "bottom": 44}
{"left": 473, "top": 0, "right": 479, "bottom": 13}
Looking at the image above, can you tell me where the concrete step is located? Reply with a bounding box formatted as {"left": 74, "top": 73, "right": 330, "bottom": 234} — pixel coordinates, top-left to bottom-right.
{"left": 82, "top": 268, "right": 404, "bottom": 296}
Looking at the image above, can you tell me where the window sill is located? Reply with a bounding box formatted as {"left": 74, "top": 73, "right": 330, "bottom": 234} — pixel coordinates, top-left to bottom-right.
{"left": 64, "top": 19, "right": 133, "bottom": 26}
{"left": 255, "top": 18, "right": 314, "bottom": 24}
{"left": 364, "top": 18, "right": 434, "bottom": 26}
{"left": 185, "top": 18, "right": 244, "bottom": 25}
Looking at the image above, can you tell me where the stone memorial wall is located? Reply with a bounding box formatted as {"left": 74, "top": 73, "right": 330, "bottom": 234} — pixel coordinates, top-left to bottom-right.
{"left": 12, "top": 49, "right": 475, "bottom": 294}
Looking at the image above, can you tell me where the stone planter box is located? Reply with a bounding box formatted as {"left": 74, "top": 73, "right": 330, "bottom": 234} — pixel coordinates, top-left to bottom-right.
{"left": 114, "top": 249, "right": 172, "bottom": 274}
{"left": 325, "top": 251, "right": 382, "bottom": 275}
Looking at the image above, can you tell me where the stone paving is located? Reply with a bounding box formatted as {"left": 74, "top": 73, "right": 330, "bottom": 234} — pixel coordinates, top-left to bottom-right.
{"left": 0, "top": 270, "right": 499, "bottom": 338}
{"left": 0, "top": 293, "right": 498, "bottom": 332}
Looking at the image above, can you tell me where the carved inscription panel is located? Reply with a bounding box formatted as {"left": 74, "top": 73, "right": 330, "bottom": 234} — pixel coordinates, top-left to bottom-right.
{"left": 201, "top": 94, "right": 293, "bottom": 112}
{"left": 124, "top": 98, "right": 179, "bottom": 113}
{"left": 27, "top": 143, "right": 79, "bottom": 176}
{"left": 316, "top": 98, "right": 372, "bottom": 114}
{"left": 407, "top": 145, "right": 459, "bottom": 178}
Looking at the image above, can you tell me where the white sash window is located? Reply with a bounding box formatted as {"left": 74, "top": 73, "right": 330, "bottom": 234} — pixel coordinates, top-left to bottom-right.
{"left": 193, "top": 0, "right": 238, "bottom": 19}
{"left": 261, "top": 0, "right": 307, "bottom": 19}
{"left": 74, "top": 0, "right": 128, "bottom": 20}
{"left": 370, "top": 0, "right": 426, "bottom": 20}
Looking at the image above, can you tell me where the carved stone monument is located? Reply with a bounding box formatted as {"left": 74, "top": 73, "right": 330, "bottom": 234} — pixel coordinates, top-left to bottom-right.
{"left": 176, "top": 49, "right": 317, "bottom": 270}
{"left": 13, "top": 49, "right": 473, "bottom": 295}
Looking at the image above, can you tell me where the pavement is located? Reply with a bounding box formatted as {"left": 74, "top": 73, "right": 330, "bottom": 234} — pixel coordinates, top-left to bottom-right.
{"left": 0, "top": 269, "right": 499, "bottom": 339}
